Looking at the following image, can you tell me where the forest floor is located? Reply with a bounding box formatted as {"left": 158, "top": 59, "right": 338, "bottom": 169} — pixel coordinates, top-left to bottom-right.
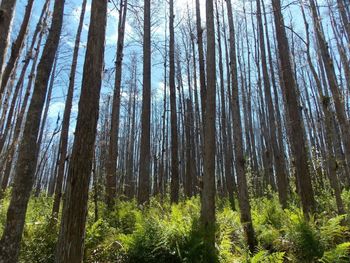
{"left": 0, "top": 189, "right": 350, "bottom": 262}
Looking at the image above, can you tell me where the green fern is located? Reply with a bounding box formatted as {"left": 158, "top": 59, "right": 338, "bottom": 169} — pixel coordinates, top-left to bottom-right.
{"left": 319, "top": 242, "right": 350, "bottom": 263}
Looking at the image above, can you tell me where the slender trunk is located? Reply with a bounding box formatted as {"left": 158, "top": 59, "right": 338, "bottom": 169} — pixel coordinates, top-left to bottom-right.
{"left": 200, "top": 0, "right": 216, "bottom": 259}
{"left": 0, "top": 0, "right": 17, "bottom": 87}
{"left": 0, "top": 0, "right": 65, "bottom": 261}
{"left": 169, "top": 0, "right": 179, "bottom": 203}
{"left": 215, "top": 0, "right": 234, "bottom": 209}
{"left": 55, "top": 0, "right": 107, "bottom": 261}
{"left": 272, "top": 0, "right": 315, "bottom": 216}
{"left": 106, "top": 0, "right": 128, "bottom": 208}
{"left": 0, "top": 0, "right": 34, "bottom": 95}
{"left": 256, "top": 0, "right": 288, "bottom": 207}
{"left": 226, "top": 0, "right": 256, "bottom": 251}
{"left": 195, "top": 0, "right": 206, "bottom": 118}
{"left": 52, "top": 0, "right": 87, "bottom": 218}
{"left": 138, "top": 0, "right": 151, "bottom": 204}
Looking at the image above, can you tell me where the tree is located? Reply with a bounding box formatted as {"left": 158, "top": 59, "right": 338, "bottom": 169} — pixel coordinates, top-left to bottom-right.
{"left": 0, "top": 0, "right": 17, "bottom": 88}
{"left": 106, "top": 0, "right": 128, "bottom": 208}
{"left": 0, "top": 0, "right": 65, "bottom": 261}
{"left": 138, "top": 0, "right": 151, "bottom": 204}
{"left": 169, "top": 0, "right": 179, "bottom": 203}
{"left": 271, "top": 0, "right": 315, "bottom": 216}
{"left": 195, "top": 0, "right": 206, "bottom": 118}
{"left": 51, "top": 0, "right": 88, "bottom": 218}
{"left": 256, "top": 0, "right": 288, "bottom": 207}
{"left": 226, "top": 0, "right": 256, "bottom": 251}
{"left": 55, "top": 0, "right": 108, "bottom": 261}
{"left": 200, "top": 0, "right": 216, "bottom": 259}
{"left": 0, "top": 0, "right": 35, "bottom": 98}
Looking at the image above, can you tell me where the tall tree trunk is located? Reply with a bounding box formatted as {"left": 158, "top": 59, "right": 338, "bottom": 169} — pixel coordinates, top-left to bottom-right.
{"left": 300, "top": 3, "right": 345, "bottom": 214}
{"left": 55, "top": 0, "right": 107, "bottom": 261}
{"left": 0, "top": 0, "right": 65, "bottom": 261}
{"left": 0, "top": 0, "right": 17, "bottom": 87}
{"left": 195, "top": 0, "right": 206, "bottom": 118}
{"left": 138, "top": 0, "right": 151, "bottom": 204}
{"left": 106, "top": 0, "right": 128, "bottom": 208}
{"left": 185, "top": 99, "right": 194, "bottom": 197}
{"left": 125, "top": 61, "right": 137, "bottom": 199}
{"left": 271, "top": 0, "right": 315, "bottom": 216}
{"left": 0, "top": 0, "right": 34, "bottom": 95}
{"left": 256, "top": 0, "right": 288, "bottom": 207}
{"left": 226, "top": 0, "right": 256, "bottom": 251}
{"left": 52, "top": 0, "right": 87, "bottom": 218}
{"left": 215, "top": 0, "right": 234, "bottom": 210}
{"left": 200, "top": 0, "right": 216, "bottom": 259}
{"left": 308, "top": 0, "right": 350, "bottom": 173}
{"left": 169, "top": 0, "right": 179, "bottom": 203}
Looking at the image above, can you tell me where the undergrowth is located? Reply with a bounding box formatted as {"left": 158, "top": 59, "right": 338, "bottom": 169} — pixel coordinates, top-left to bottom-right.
{"left": 0, "top": 190, "right": 349, "bottom": 262}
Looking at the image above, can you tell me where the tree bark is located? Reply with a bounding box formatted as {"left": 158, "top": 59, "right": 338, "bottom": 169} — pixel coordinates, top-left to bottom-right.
{"left": 106, "top": 0, "right": 128, "bottom": 208}
{"left": 0, "top": 0, "right": 65, "bottom": 261}
{"left": 169, "top": 0, "right": 179, "bottom": 203}
{"left": 55, "top": 0, "right": 107, "bottom": 261}
{"left": 0, "top": 0, "right": 34, "bottom": 96}
{"left": 0, "top": 0, "right": 17, "bottom": 88}
{"left": 200, "top": 0, "right": 216, "bottom": 259}
{"left": 226, "top": 0, "right": 256, "bottom": 251}
{"left": 138, "top": 0, "right": 151, "bottom": 204}
{"left": 271, "top": 0, "right": 315, "bottom": 216}
{"left": 52, "top": 0, "right": 87, "bottom": 218}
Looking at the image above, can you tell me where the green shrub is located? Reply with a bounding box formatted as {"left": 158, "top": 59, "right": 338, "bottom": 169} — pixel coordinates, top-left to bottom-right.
{"left": 20, "top": 216, "right": 58, "bottom": 263}
{"left": 319, "top": 242, "right": 350, "bottom": 263}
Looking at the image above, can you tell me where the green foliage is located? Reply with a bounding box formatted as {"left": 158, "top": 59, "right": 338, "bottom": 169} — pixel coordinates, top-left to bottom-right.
{"left": 319, "top": 242, "right": 350, "bottom": 263}
{"left": 250, "top": 249, "right": 285, "bottom": 263}
{"left": 1, "top": 190, "right": 350, "bottom": 262}
{"left": 18, "top": 196, "right": 57, "bottom": 263}
{"left": 284, "top": 212, "right": 324, "bottom": 262}
{"left": 20, "top": 217, "right": 58, "bottom": 263}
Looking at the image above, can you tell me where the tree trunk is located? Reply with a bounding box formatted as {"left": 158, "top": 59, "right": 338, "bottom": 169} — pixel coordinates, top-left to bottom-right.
{"left": 271, "top": 0, "right": 315, "bottom": 216}
{"left": 0, "top": 0, "right": 65, "bottom": 261}
{"left": 55, "top": 0, "right": 107, "bottom": 261}
{"left": 0, "top": 0, "right": 17, "bottom": 88}
{"left": 138, "top": 0, "right": 151, "bottom": 204}
{"left": 226, "top": 0, "right": 256, "bottom": 252}
{"left": 169, "top": 0, "right": 179, "bottom": 203}
{"left": 195, "top": 0, "right": 206, "bottom": 119}
{"left": 52, "top": 0, "right": 87, "bottom": 218}
{"left": 106, "top": 0, "right": 128, "bottom": 208}
{"left": 256, "top": 0, "right": 288, "bottom": 207}
{"left": 0, "top": 0, "right": 34, "bottom": 95}
{"left": 200, "top": 0, "right": 216, "bottom": 259}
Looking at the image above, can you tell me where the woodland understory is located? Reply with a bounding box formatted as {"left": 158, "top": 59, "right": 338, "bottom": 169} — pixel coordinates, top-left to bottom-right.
{"left": 0, "top": 0, "right": 350, "bottom": 262}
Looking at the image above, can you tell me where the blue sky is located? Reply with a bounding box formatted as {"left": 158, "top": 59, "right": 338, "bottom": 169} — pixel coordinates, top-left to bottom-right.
{"left": 9, "top": 0, "right": 337, "bottom": 137}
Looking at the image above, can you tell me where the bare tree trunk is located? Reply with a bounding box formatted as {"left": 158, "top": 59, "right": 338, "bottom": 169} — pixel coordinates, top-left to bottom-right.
{"left": 0, "top": 0, "right": 17, "bottom": 87}
{"left": 55, "top": 0, "right": 107, "bottom": 261}
{"left": 106, "top": 0, "right": 128, "bottom": 208}
{"left": 256, "top": 0, "right": 288, "bottom": 207}
{"left": 125, "top": 57, "right": 137, "bottom": 199}
{"left": 0, "top": 0, "right": 65, "bottom": 261}
{"left": 169, "top": 0, "right": 179, "bottom": 203}
{"left": 215, "top": 0, "right": 235, "bottom": 209}
{"left": 52, "top": 0, "right": 87, "bottom": 218}
{"left": 300, "top": 3, "right": 345, "bottom": 214}
{"left": 272, "top": 0, "right": 315, "bottom": 216}
{"left": 226, "top": 0, "right": 256, "bottom": 251}
{"left": 138, "top": 0, "right": 151, "bottom": 204}
{"left": 200, "top": 0, "right": 216, "bottom": 259}
{"left": 309, "top": 0, "right": 350, "bottom": 173}
{"left": 195, "top": 0, "right": 206, "bottom": 118}
{"left": 185, "top": 99, "right": 194, "bottom": 197}
{"left": 0, "top": 0, "right": 34, "bottom": 95}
